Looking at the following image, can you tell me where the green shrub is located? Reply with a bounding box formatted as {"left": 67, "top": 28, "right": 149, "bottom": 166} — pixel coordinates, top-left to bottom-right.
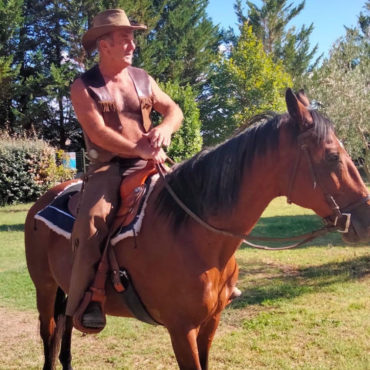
{"left": 156, "top": 81, "right": 203, "bottom": 162}
{"left": 0, "top": 134, "right": 75, "bottom": 205}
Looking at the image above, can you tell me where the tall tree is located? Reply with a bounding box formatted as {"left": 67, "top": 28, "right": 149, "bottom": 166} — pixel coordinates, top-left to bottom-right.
{"left": 201, "top": 23, "right": 292, "bottom": 146}
{"left": 0, "top": 0, "right": 23, "bottom": 131}
{"left": 9, "top": 0, "right": 81, "bottom": 147}
{"left": 235, "top": 0, "right": 320, "bottom": 80}
{"left": 135, "top": 0, "right": 221, "bottom": 93}
{"left": 307, "top": 3, "right": 370, "bottom": 181}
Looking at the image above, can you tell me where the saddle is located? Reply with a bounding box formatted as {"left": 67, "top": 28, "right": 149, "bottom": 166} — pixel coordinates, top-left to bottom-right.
{"left": 68, "top": 161, "right": 157, "bottom": 230}
{"left": 73, "top": 161, "right": 160, "bottom": 334}
{"left": 113, "top": 161, "right": 157, "bottom": 231}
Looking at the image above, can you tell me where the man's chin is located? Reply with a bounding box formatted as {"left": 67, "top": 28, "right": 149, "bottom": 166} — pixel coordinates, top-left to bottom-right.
{"left": 123, "top": 56, "right": 133, "bottom": 65}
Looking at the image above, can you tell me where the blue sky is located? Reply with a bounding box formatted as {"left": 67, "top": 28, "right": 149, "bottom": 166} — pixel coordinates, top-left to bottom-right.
{"left": 206, "top": 0, "right": 367, "bottom": 58}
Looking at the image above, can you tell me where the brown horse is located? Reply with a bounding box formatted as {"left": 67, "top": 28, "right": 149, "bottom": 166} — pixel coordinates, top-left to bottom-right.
{"left": 25, "top": 89, "right": 370, "bottom": 370}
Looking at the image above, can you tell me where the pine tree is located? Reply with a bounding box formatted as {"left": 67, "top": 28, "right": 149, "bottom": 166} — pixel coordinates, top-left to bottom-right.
{"left": 0, "top": 0, "right": 23, "bottom": 131}
{"left": 235, "top": 0, "right": 320, "bottom": 80}
{"left": 135, "top": 0, "right": 221, "bottom": 93}
{"left": 10, "top": 0, "right": 81, "bottom": 146}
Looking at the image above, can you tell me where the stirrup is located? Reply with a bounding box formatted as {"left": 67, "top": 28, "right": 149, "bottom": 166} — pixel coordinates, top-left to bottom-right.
{"left": 72, "top": 291, "right": 106, "bottom": 334}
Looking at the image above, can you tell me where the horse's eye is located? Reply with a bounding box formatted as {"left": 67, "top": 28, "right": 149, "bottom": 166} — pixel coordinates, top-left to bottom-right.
{"left": 326, "top": 152, "right": 340, "bottom": 163}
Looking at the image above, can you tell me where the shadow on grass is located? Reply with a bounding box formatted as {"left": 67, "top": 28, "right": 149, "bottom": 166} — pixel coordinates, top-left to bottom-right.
{"left": 242, "top": 214, "right": 368, "bottom": 248}
{"left": 230, "top": 255, "right": 370, "bottom": 309}
{"left": 0, "top": 224, "right": 24, "bottom": 232}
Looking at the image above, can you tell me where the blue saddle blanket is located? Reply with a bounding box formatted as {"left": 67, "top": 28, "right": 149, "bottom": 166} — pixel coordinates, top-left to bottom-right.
{"left": 35, "top": 181, "right": 82, "bottom": 239}
{"left": 35, "top": 175, "right": 159, "bottom": 242}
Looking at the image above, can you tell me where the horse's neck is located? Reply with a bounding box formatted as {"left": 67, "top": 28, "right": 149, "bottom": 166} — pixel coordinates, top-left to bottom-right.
{"left": 209, "top": 155, "right": 280, "bottom": 241}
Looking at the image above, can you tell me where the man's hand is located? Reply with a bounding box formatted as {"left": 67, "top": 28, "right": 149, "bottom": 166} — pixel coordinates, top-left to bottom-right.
{"left": 135, "top": 136, "right": 167, "bottom": 164}
{"left": 145, "top": 125, "right": 172, "bottom": 149}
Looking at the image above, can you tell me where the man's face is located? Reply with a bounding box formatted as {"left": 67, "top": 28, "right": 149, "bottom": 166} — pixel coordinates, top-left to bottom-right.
{"left": 104, "top": 30, "right": 136, "bottom": 65}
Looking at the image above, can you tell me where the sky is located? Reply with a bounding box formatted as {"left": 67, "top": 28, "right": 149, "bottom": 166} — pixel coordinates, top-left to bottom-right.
{"left": 206, "top": 0, "right": 368, "bottom": 59}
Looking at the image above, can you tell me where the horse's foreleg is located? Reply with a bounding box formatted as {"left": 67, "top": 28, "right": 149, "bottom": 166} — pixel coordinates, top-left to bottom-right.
{"left": 59, "top": 315, "right": 73, "bottom": 370}
{"left": 168, "top": 326, "right": 202, "bottom": 370}
{"left": 197, "top": 312, "right": 222, "bottom": 370}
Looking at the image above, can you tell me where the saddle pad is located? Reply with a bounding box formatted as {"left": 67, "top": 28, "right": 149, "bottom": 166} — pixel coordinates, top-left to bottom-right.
{"left": 34, "top": 175, "right": 159, "bottom": 243}
{"left": 35, "top": 180, "right": 83, "bottom": 239}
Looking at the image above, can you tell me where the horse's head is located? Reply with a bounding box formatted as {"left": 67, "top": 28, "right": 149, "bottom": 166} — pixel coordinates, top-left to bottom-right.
{"left": 281, "top": 88, "right": 370, "bottom": 243}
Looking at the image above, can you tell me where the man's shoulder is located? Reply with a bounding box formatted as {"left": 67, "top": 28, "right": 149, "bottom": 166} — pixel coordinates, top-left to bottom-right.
{"left": 80, "top": 65, "right": 105, "bottom": 88}
{"left": 127, "top": 65, "right": 150, "bottom": 78}
{"left": 127, "top": 66, "right": 152, "bottom": 97}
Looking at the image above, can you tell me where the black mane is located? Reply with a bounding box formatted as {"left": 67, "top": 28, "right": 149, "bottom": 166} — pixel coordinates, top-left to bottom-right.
{"left": 155, "top": 110, "right": 333, "bottom": 229}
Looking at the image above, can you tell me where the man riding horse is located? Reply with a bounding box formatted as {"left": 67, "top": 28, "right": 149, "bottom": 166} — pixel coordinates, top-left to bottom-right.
{"left": 66, "top": 8, "right": 184, "bottom": 330}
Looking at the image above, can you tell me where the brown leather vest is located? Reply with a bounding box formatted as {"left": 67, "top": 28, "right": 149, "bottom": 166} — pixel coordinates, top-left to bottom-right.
{"left": 80, "top": 65, "right": 153, "bottom": 163}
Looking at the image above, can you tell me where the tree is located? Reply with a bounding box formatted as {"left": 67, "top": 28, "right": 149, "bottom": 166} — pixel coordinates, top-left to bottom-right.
{"left": 201, "top": 24, "right": 292, "bottom": 146}
{"left": 235, "top": 0, "right": 321, "bottom": 81}
{"left": 158, "top": 81, "right": 202, "bottom": 161}
{"left": 0, "top": 0, "right": 23, "bottom": 130}
{"left": 307, "top": 5, "right": 370, "bottom": 181}
{"left": 7, "top": 0, "right": 82, "bottom": 148}
{"left": 135, "top": 0, "right": 221, "bottom": 94}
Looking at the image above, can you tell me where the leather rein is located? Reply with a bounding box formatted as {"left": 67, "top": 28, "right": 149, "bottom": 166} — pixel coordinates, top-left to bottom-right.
{"left": 156, "top": 129, "right": 370, "bottom": 250}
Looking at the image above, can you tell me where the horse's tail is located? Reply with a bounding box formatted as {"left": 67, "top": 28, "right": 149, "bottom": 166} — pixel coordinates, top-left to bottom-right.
{"left": 50, "top": 287, "right": 68, "bottom": 367}
{"left": 54, "top": 287, "right": 67, "bottom": 320}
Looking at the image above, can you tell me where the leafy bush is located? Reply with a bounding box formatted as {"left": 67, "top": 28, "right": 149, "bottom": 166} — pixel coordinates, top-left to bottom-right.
{"left": 0, "top": 134, "right": 75, "bottom": 205}
{"left": 157, "top": 81, "right": 202, "bottom": 162}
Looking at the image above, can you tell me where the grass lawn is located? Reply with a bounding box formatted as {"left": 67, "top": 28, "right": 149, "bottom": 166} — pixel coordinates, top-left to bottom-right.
{"left": 0, "top": 198, "right": 369, "bottom": 369}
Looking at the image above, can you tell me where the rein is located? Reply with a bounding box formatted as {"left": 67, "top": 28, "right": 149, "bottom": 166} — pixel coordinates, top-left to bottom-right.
{"left": 157, "top": 163, "right": 335, "bottom": 250}
{"left": 156, "top": 129, "right": 369, "bottom": 250}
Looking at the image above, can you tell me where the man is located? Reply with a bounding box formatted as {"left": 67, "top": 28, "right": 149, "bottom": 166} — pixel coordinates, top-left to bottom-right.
{"left": 66, "top": 8, "right": 183, "bottom": 330}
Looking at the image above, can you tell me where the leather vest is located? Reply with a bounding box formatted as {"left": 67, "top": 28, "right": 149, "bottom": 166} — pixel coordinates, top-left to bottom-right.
{"left": 80, "top": 65, "right": 153, "bottom": 163}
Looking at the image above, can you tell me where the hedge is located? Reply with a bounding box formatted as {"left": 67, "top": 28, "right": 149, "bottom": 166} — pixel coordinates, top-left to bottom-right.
{"left": 0, "top": 136, "right": 75, "bottom": 205}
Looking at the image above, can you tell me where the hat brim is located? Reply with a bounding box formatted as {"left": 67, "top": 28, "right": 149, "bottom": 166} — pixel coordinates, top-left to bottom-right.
{"left": 82, "top": 24, "right": 147, "bottom": 52}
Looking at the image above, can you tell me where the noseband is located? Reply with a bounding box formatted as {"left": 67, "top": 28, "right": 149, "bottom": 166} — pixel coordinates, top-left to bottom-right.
{"left": 157, "top": 130, "right": 369, "bottom": 250}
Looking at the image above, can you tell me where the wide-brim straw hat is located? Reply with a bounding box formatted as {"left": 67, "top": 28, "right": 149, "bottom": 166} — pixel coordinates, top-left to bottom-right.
{"left": 82, "top": 9, "right": 147, "bottom": 52}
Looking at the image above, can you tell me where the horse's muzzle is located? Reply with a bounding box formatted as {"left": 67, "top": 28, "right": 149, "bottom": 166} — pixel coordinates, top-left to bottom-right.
{"left": 341, "top": 202, "right": 370, "bottom": 244}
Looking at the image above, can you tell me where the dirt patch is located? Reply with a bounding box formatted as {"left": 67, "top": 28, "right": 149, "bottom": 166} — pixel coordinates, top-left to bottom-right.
{"left": 0, "top": 306, "right": 174, "bottom": 369}
{"left": 0, "top": 306, "right": 39, "bottom": 341}
{"left": 0, "top": 306, "right": 43, "bottom": 369}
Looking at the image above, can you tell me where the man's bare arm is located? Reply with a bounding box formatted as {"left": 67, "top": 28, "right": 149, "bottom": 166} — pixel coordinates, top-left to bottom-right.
{"left": 147, "top": 77, "right": 184, "bottom": 148}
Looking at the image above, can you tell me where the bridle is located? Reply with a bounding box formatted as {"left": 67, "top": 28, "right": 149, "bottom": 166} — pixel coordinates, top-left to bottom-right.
{"left": 156, "top": 129, "right": 369, "bottom": 250}
{"left": 286, "top": 128, "right": 370, "bottom": 235}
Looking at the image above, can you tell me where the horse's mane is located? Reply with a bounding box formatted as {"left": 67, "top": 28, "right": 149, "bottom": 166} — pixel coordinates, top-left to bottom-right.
{"left": 156, "top": 110, "right": 333, "bottom": 229}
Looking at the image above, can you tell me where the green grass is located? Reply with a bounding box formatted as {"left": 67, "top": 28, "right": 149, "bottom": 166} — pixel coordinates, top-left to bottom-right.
{"left": 0, "top": 199, "right": 369, "bottom": 369}
{"left": 0, "top": 203, "right": 36, "bottom": 309}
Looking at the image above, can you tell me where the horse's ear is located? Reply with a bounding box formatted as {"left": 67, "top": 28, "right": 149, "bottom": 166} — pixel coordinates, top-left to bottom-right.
{"left": 296, "top": 89, "right": 310, "bottom": 107}
{"left": 285, "top": 88, "right": 313, "bottom": 129}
